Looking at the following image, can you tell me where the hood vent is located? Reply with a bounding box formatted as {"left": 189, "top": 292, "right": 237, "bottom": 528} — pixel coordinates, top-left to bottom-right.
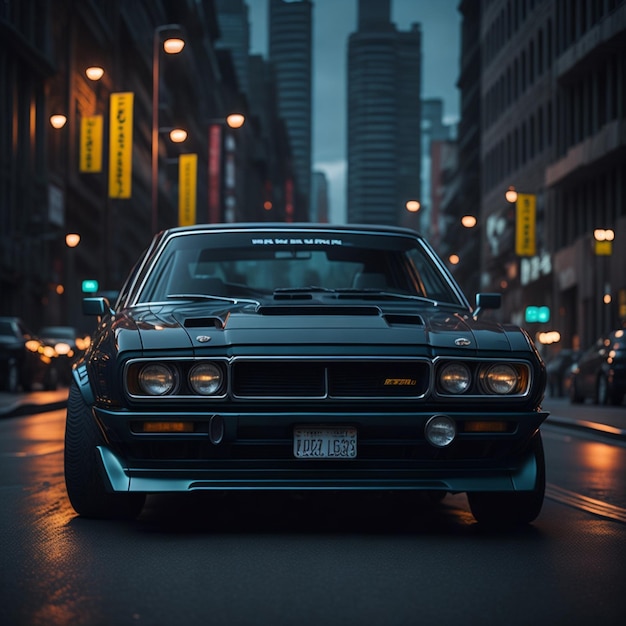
{"left": 258, "top": 305, "right": 382, "bottom": 317}
{"left": 184, "top": 316, "right": 226, "bottom": 329}
{"left": 383, "top": 314, "right": 424, "bottom": 326}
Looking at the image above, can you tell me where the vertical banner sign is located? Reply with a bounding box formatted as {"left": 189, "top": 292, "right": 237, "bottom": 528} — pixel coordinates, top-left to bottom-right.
{"left": 285, "top": 178, "right": 294, "bottom": 222}
{"left": 79, "top": 115, "right": 103, "bottom": 173}
{"left": 208, "top": 124, "right": 223, "bottom": 223}
{"left": 178, "top": 153, "right": 197, "bottom": 226}
{"left": 515, "top": 193, "right": 536, "bottom": 256}
{"left": 108, "top": 92, "right": 134, "bottom": 198}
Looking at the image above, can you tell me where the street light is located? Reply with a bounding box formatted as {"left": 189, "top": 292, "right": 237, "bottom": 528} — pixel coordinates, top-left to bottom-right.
{"left": 50, "top": 114, "right": 67, "bottom": 129}
{"left": 85, "top": 66, "right": 105, "bottom": 81}
{"left": 152, "top": 24, "right": 185, "bottom": 235}
{"left": 405, "top": 200, "right": 421, "bottom": 213}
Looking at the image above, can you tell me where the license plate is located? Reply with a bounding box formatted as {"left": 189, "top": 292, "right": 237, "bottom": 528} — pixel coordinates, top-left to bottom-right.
{"left": 293, "top": 426, "right": 357, "bottom": 459}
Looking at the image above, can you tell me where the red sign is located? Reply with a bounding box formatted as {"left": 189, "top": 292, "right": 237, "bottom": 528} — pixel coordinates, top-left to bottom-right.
{"left": 208, "top": 125, "right": 223, "bottom": 223}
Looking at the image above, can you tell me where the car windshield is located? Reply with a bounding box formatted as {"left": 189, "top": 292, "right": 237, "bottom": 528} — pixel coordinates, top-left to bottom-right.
{"left": 136, "top": 230, "right": 464, "bottom": 307}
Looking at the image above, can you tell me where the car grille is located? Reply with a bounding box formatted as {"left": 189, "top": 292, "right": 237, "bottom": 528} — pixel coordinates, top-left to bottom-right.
{"left": 231, "top": 359, "right": 430, "bottom": 399}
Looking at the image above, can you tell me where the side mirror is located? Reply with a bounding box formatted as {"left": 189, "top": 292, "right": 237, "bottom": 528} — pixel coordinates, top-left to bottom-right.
{"left": 473, "top": 293, "right": 501, "bottom": 318}
{"left": 83, "top": 297, "right": 113, "bottom": 317}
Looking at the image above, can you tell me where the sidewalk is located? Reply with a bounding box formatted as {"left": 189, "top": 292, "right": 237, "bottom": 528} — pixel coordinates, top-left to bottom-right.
{"left": 0, "top": 388, "right": 69, "bottom": 417}
{"left": 1, "top": 389, "right": 625, "bottom": 440}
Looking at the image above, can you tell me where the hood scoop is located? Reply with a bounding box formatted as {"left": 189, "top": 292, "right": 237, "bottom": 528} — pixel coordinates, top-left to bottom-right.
{"left": 184, "top": 315, "right": 226, "bottom": 329}
{"left": 383, "top": 314, "right": 424, "bottom": 326}
{"left": 257, "top": 305, "right": 382, "bottom": 317}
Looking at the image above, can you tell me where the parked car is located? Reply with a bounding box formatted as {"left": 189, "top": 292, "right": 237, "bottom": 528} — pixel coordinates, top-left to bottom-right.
{"left": 546, "top": 349, "right": 580, "bottom": 397}
{"left": 64, "top": 223, "right": 548, "bottom": 526}
{"left": 0, "top": 316, "right": 58, "bottom": 392}
{"left": 569, "top": 329, "right": 626, "bottom": 405}
{"left": 37, "top": 325, "right": 90, "bottom": 384}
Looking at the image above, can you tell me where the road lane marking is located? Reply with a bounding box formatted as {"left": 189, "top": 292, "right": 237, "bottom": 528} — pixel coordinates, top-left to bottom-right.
{"left": 546, "top": 483, "right": 626, "bottom": 524}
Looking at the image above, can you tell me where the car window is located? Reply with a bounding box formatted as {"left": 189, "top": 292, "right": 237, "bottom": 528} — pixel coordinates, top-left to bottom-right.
{"left": 137, "top": 231, "right": 464, "bottom": 305}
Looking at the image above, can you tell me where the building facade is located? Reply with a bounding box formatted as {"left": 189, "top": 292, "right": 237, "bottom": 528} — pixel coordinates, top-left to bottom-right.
{"left": 347, "top": 0, "right": 422, "bottom": 227}
{"left": 469, "top": 0, "right": 626, "bottom": 356}
{"left": 0, "top": 0, "right": 296, "bottom": 332}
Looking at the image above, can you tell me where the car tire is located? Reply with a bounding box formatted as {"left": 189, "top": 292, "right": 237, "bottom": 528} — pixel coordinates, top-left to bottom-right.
{"left": 64, "top": 382, "right": 145, "bottom": 520}
{"left": 467, "top": 431, "right": 545, "bottom": 527}
{"left": 595, "top": 374, "right": 608, "bottom": 405}
{"left": 43, "top": 366, "right": 59, "bottom": 391}
{"left": 569, "top": 379, "right": 584, "bottom": 404}
{"left": 5, "top": 359, "right": 20, "bottom": 393}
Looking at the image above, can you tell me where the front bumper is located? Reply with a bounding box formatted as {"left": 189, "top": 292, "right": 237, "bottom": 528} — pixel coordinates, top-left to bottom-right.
{"left": 93, "top": 407, "right": 548, "bottom": 495}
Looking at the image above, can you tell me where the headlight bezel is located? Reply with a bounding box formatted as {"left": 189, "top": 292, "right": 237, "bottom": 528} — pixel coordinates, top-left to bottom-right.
{"left": 435, "top": 358, "right": 531, "bottom": 397}
{"left": 125, "top": 358, "right": 228, "bottom": 399}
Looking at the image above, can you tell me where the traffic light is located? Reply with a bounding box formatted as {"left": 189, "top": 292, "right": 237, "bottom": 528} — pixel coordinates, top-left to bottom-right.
{"left": 525, "top": 306, "right": 550, "bottom": 323}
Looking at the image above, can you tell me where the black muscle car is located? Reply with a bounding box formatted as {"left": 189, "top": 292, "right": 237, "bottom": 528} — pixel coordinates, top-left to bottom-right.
{"left": 64, "top": 223, "right": 548, "bottom": 525}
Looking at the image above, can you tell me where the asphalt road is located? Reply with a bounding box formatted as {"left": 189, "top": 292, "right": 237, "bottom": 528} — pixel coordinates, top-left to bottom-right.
{"left": 0, "top": 398, "right": 625, "bottom": 625}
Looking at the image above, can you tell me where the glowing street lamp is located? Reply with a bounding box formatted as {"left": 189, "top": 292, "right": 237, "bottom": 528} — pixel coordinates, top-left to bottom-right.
{"left": 152, "top": 25, "right": 185, "bottom": 234}
{"left": 50, "top": 114, "right": 68, "bottom": 129}
{"left": 405, "top": 200, "right": 421, "bottom": 213}
{"left": 85, "top": 66, "right": 105, "bottom": 81}
{"left": 461, "top": 215, "right": 477, "bottom": 228}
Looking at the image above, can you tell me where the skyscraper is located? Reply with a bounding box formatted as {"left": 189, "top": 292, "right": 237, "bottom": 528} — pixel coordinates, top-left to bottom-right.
{"left": 214, "top": 0, "right": 251, "bottom": 95}
{"left": 347, "top": 0, "right": 422, "bottom": 226}
{"left": 269, "top": 0, "right": 313, "bottom": 220}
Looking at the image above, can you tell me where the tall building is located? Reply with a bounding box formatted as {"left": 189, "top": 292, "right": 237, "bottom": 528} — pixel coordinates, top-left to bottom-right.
{"left": 214, "top": 0, "right": 250, "bottom": 95}
{"left": 347, "top": 0, "right": 422, "bottom": 226}
{"left": 269, "top": 0, "right": 313, "bottom": 221}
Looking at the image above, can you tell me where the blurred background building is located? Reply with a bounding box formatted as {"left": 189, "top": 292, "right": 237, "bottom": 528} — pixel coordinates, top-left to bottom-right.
{"left": 449, "top": 0, "right": 626, "bottom": 356}
{"left": 269, "top": 0, "right": 313, "bottom": 222}
{"left": 0, "top": 0, "right": 301, "bottom": 332}
{"left": 346, "top": 0, "right": 423, "bottom": 227}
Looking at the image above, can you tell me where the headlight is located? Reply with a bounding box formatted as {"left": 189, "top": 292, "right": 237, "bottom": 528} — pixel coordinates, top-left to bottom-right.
{"left": 189, "top": 362, "right": 223, "bottom": 395}
{"left": 138, "top": 363, "right": 177, "bottom": 396}
{"left": 482, "top": 363, "right": 519, "bottom": 394}
{"left": 438, "top": 362, "right": 471, "bottom": 394}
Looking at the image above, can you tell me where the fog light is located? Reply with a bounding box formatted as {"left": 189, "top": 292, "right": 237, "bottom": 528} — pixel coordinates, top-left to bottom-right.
{"left": 425, "top": 415, "right": 456, "bottom": 447}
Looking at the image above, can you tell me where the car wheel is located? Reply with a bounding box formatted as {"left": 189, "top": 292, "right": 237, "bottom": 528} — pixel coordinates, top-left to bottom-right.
{"left": 467, "top": 431, "right": 545, "bottom": 527}
{"left": 5, "top": 359, "right": 20, "bottom": 393}
{"left": 64, "top": 382, "right": 145, "bottom": 519}
{"left": 43, "top": 366, "right": 59, "bottom": 391}
{"left": 569, "top": 379, "right": 583, "bottom": 404}
{"left": 595, "top": 374, "right": 608, "bottom": 405}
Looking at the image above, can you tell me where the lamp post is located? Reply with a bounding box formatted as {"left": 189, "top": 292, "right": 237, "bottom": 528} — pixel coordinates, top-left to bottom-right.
{"left": 152, "top": 25, "right": 185, "bottom": 235}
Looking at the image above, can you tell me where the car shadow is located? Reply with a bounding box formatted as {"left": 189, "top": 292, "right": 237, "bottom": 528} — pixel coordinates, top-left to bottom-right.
{"left": 130, "top": 491, "right": 543, "bottom": 539}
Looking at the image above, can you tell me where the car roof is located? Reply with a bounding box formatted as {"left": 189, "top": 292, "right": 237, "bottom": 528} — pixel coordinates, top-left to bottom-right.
{"left": 160, "top": 222, "right": 425, "bottom": 239}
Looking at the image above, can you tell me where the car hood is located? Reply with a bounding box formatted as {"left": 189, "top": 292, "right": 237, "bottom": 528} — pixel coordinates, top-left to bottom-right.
{"left": 113, "top": 301, "right": 531, "bottom": 354}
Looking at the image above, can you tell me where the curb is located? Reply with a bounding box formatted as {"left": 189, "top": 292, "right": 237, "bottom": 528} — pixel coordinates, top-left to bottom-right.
{"left": 546, "top": 415, "right": 626, "bottom": 440}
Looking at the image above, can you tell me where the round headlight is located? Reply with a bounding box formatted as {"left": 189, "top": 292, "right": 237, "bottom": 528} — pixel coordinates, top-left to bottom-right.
{"left": 189, "top": 362, "right": 223, "bottom": 395}
{"left": 138, "top": 363, "right": 176, "bottom": 396}
{"left": 425, "top": 414, "right": 457, "bottom": 447}
{"left": 439, "top": 362, "right": 471, "bottom": 394}
{"left": 483, "top": 363, "right": 519, "bottom": 394}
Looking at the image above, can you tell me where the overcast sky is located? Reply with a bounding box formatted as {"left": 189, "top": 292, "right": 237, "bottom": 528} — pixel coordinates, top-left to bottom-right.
{"left": 246, "top": 0, "right": 461, "bottom": 222}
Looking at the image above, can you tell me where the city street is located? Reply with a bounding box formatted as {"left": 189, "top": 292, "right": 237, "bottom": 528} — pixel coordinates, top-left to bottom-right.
{"left": 0, "top": 392, "right": 625, "bottom": 626}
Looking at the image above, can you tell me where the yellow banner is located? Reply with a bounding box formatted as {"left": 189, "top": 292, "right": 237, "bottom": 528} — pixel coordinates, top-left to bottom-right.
{"left": 79, "top": 115, "right": 103, "bottom": 172}
{"left": 178, "top": 153, "right": 197, "bottom": 226}
{"left": 515, "top": 193, "right": 536, "bottom": 256}
{"left": 108, "top": 92, "right": 134, "bottom": 198}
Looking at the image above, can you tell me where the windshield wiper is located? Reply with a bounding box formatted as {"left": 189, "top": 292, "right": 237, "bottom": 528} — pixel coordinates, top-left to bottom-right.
{"left": 333, "top": 289, "right": 441, "bottom": 303}
{"left": 167, "top": 293, "right": 260, "bottom": 306}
